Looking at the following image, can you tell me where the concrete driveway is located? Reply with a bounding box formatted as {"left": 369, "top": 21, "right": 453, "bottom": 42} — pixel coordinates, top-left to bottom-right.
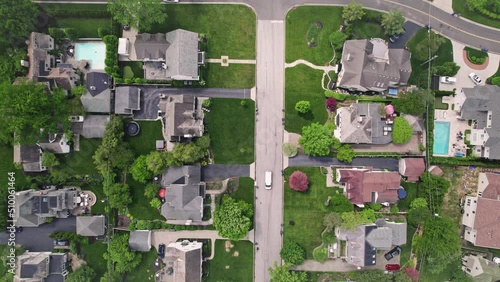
{"left": 388, "top": 21, "right": 421, "bottom": 49}
{"left": 0, "top": 218, "right": 76, "bottom": 251}
{"left": 201, "top": 164, "right": 250, "bottom": 181}
{"left": 288, "top": 155, "right": 399, "bottom": 171}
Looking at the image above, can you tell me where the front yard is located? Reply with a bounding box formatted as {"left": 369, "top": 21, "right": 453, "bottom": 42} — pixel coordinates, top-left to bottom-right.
{"left": 205, "top": 64, "right": 255, "bottom": 89}
{"left": 205, "top": 240, "right": 254, "bottom": 282}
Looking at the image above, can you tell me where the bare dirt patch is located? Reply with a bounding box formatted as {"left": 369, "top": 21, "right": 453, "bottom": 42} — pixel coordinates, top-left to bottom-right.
{"left": 225, "top": 240, "right": 234, "bottom": 252}
{"left": 233, "top": 251, "right": 239, "bottom": 257}
{"left": 441, "top": 166, "right": 479, "bottom": 225}
{"left": 225, "top": 265, "right": 230, "bottom": 269}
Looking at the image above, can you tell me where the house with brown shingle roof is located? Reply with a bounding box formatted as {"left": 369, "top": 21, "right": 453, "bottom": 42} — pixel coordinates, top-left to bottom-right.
{"left": 462, "top": 173, "right": 500, "bottom": 249}
{"left": 336, "top": 168, "right": 402, "bottom": 207}
{"left": 398, "top": 158, "right": 426, "bottom": 182}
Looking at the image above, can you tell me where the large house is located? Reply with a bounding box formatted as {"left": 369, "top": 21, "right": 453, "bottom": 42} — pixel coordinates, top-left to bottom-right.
{"left": 164, "top": 240, "right": 202, "bottom": 282}
{"left": 336, "top": 219, "right": 407, "bottom": 268}
{"left": 162, "top": 95, "right": 205, "bottom": 142}
{"left": 337, "top": 38, "right": 411, "bottom": 93}
{"left": 336, "top": 168, "right": 402, "bottom": 207}
{"left": 14, "top": 133, "right": 71, "bottom": 173}
{"left": 14, "top": 187, "right": 80, "bottom": 227}
{"left": 161, "top": 165, "right": 206, "bottom": 223}
{"left": 14, "top": 251, "right": 68, "bottom": 282}
{"left": 334, "top": 103, "right": 393, "bottom": 144}
{"left": 398, "top": 158, "right": 426, "bottom": 182}
{"left": 454, "top": 85, "right": 500, "bottom": 159}
{"left": 462, "top": 173, "right": 500, "bottom": 249}
{"left": 462, "top": 255, "right": 500, "bottom": 281}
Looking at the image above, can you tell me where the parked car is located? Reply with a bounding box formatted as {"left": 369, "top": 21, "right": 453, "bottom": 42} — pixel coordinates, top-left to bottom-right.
{"left": 389, "top": 34, "right": 400, "bottom": 43}
{"left": 68, "top": 116, "right": 84, "bottom": 122}
{"left": 386, "top": 264, "right": 401, "bottom": 271}
{"left": 53, "top": 239, "right": 69, "bottom": 246}
{"left": 384, "top": 246, "right": 402, "bottom": 261}
{"left": 265, "top": 170, "right": 273, "bottom": 190}
{"left": 469, "top": 72, "right": 482, "bottom": 85}
{"left": 440, "top": 76, "right": 457, "bottom": 84}
{"left": 158, "top": 244, "right": 166, "bottom": 258}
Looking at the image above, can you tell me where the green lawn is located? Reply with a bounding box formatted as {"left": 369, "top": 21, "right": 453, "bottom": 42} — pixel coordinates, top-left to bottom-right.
{"left": 206, "top": 240, "right": 253, "bottom": 282}
{"left": 285, "top": 65, "right": 327, "bottom": 134}
{"left": 306, "top": 272, "right": 349, "bottom": 281}
{"left": 452, "top": 0, "right": 500, "bottom": 29}
{"left": 81, "top": 242, "right": 108, "bottom": 282}
{"left": 125, "top": 121, "right": 164, "bottom": 157}
{"left": 58, "top": 137, "right": 100, "bottom": 174}
{"left": 286, "top": 6, "right": 343, "bottom": 65}
{"left": 284, "top": 167, "right": 340, "bottom": 259}
{"left": 119, "top": 61, "right": 144, "bottom": 79}
{"left": 397, "top": 182, "right": 419, "bottom": 211}
{"left": 351, "top": 22, "right": 387, "bottom": 40}
{"left": 407, "top": 29, "right": 453, "bottom": 86}
{"left": 85, "top": 184, "right": 106, "bottom": 215}
{"left": 148, "top": 5, "right": 256, "bottom": 59}
{"left": 205, "top": 64, "right": 255, "bottom": 89}
{"left": 399, "top": 225, "right": 416, "bottom": 267}
{"left": 464, "top": 46, "right": 489, "bottom": 59}
{"left": 434, "top": 97, "right": 449, "bottom": 110}
{"left": 205, "top": 98, "right": 255, "bottom": 164}
{"left": 127, "top": 178, "right": 164, "bottom": 220}
{"left": 0, "top": 143, "right": 30, "bottom": 190}
{"left": 232, "top": 177, "right": 255, "bottom": 206}
{"left": 124, "top": 249, "right": 156, "bottom": 282}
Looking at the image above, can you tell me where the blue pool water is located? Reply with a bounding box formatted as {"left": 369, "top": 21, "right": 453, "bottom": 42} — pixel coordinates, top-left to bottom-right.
{"left": 434, "top": 121, "right": 450, "bottom": 155}
{"left": 75, "top": 42, "right": 106, "bottom": 70}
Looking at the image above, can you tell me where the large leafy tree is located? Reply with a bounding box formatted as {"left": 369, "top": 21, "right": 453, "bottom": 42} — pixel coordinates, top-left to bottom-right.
{"left": 268, "top": 262, "right": 307, "bottom": 282}
{"left": 171, "top": 142, "right": 205, "bottom": 164}
{"left": 336, "top": 144, "right": 355, "bottom": 163}
{"left": 280, "top": 242, "right": 306, "bottom": 265}
{"left": 433, "top": 62, "right": 461, "bottom": 77}
{"left": 67, "top": 266, "right": 96, "bottom": 282}
{"left": 392, "top": 90, "right": 428, "bottom": 116}
{"left": 0, "top": 0, "right": 38, "bottom": 50}
{"left": 323, "top": 212, "right": 343, "bottom": 230}
{"left": 381, "top": 10, "right": 406, "bottom": 35}
{"left": 213, "top": 196, "right": 253, "bottom": 240}
{"left": 418, "top": 174, "right": 450, "bottom": 213}
{"left": 299, "top": 122, "right": 335, "bottom": 156}
{"left": 0, "top": 82, "right": 69, "bottom": 145}
{"left": 355, "top": 270, "right": 388, "bottom": 282}
{"left": 108, "top": 0, "right": 167, "bottom": 32}
{"left": 104, "top": 234, "right": 142, "bottom": 274}
{"left": 42, "top": 152, "right": 60, "bottom": 168}
{"left": 413, "top": 31, "right": 446, "bottom": 61}
{"left": 328, "top": 194, "right": 354, "bottom": 213}
{"left": 329, "top": 31, "right": 348, "bottom": 50}
{"left": 340, "top": 209, "right": 376, "bottom": 230}
{"left": 130, "top": 155, "right": 153, "bottom": 183}
{"left": 0, "top": 51, "right": 28, "bottom": 84}
{"left": 392, "top": 117, "right": 413, "bottom": 144}
{"left": 105, "top": 183, "right": 132, "bottom": 210}
{"left": 288, "top": 171, "right": 309, "bottom": 192}
{"left": 342, "top": 2, "right": 365, "bottom": 24}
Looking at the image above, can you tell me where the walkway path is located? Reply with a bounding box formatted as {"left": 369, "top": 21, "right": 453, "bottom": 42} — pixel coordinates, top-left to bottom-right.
{"left": 285, "top": 59, "right": 337, "bottom": 72}
{"left": 207, "top": 58, "right": 257, "bottom": 64}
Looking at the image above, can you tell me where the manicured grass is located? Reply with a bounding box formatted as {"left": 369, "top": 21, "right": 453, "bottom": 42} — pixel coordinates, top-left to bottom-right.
{"left": 55, "top": 18, "right": 113, "bottom": 38}
{"left": 125, "top": 121, "right": 164, "bottom": 157}
{"left": 0, "top": 143, "right": 30, "bottom": 190}
{"left": 399, "top": 225, "right": 416, "bottom": 267}
{"left": 284, "top": 167, "right": 341, "bottom": 259}
{"left": 85, "top": 184, "right": 106, "bottom": 215}
{"left": 148, "top": 5, "right": 256, "bottom": 59}
{"left": 127, "top": 178, "right": 164, "bottom": 220}
{"left": 119, "top": 61, "right": 144, "bottom": 79}
{"left": 58, "top": 137, "right": 101, "bottom": 174}
{"left": 232, "top": 177, "right": 254, "bottom": 206}
{"left": 452, "top": 0, "right": 500, "bottom": 29}
{"left": 351, "top": 22, "right": 387, "bottom": 40}
{"left": 407, "top": 29, "right": 453, "bottom": 86}
{"left": 81, "top": 242, "right": 108, "bottom": 282}
{"left": 464, "top": 47, "right": 489, "bottom": 59}
{"left": 124, "top": 249, "right": 156, "bottom": 282}
{"left": 285, "top": 65, "right": 328, "bottom": 134}
{"left": 206, "top": 240, "right": 253, "bottom": 282}
{"left": 434, "top": 97, "right": 449, "bottom": 110}
{"left": 397, "top": 182, "right": 419, "bottom": 211}
{"left": 205, "top": 64, "right": 255, "bottom": 89}
{"left": 205, "top": 98, "right": 255, "bottom": 164}
{"left": 286, "top": 6, "right": 343, "bottom": 65}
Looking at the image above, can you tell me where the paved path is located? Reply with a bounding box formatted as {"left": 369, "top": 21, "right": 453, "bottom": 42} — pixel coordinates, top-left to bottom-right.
{"left": 206, "top": 58, "right": 257, "bottom": 64}
{"left": 285, "top": 59, "right": 337, "bottom": 72}
{"left": 288, "top": 155, "right": 399, "bottom": 171}
{"left": 201, "top": 164, "right": 250, "bottom": 181}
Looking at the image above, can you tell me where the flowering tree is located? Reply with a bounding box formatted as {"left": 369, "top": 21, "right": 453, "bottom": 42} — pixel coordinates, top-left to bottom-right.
{"left": 289, "top": 171, "right": 309, "bottom": 191}
{"left": 325, "top": 97, "right": 337, "bottom": 111}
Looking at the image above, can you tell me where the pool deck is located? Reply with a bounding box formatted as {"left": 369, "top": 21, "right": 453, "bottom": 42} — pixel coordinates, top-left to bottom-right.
{"left": 434, "top": 95, "right": 471, "bottom": 157}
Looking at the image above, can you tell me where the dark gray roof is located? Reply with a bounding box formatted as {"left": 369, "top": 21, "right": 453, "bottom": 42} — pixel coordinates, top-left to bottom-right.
{"left": 20, "top": 264, "right": 38, "bottom": 278}
{"left": 336, "top": 104, "right": 391, "bottom": 144}
{"left": 48, "top": 254, "right": 65, "bottom": 274}
{"left": 166, "top": 95, "right": 204, "bottom": 140}
{"left": 161, "top": 165, "right": 205, "bottom": 221}
{"left": 20, "top": 145, "right": 43, "bottom": 172}
{"left": 165, "top": 241, "right": 202, "bottom": 282}
{"left": 72, "top": 115, "right": 110, "bottom": 138}
{"left": 129, "top": 230, "right": 151, "bottom": 252}
{"left": 85, "top": 72, "right": 110, "bottom": 97}
{"left": 134, "top": 33, "right": 169, "bottom": 60}
{"left": 38, "top": 133, "right": 68, "bottom": 154}
{"left": 77, "top": 215, "right": 105, "bottom": 236}
{"left": 115, "top": 86, "right": 141, "bottom": 115}
{"left": 164, "top": 29, "right": 199, "bottom": 80}
{"left": 364, "top": 225, "right": 377, "bottom": 266}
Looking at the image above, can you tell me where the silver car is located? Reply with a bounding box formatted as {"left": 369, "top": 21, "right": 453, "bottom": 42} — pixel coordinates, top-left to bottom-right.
{"left": 468, "top": 72, "right": 482, "bottom": 85}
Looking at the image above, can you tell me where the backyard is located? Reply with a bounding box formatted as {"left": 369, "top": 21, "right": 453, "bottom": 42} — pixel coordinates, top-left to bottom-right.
{"left": 435, "top": 97, "right": 449, "bottom": 110}
{"left": 452, "top": 0, "right": 500, "bottom": 29}
{"left": 127, "top": 178, "right": 164, "bottom": 220}
{"left": 205, "top": 64, "right": 255, "bottom": 89}
{"left": 125, "top": 120, "right": 164, "bottom": 156}
{"left": 397, "top": 181, "right": 419, "bottom": 211}
{"left": 205, "top": 98, "right": 255, "bottom": 164}
{"left": 205, "top": 240, "right": 254, "bottom": 282}
{"left": 81, "top": 242, "right": 107, "bottom": 282}
{"left": 0, "top": 143, "right": 30, "bottom": 190}
{"left": 124, "top": 249, "right": 157, "bottom": 282}
{"left": 120, "top": 61, "right": 144, "bottom": 79}
{"left": 285, "top": 65, "right": 328, "bottom": 134}
{"left": 58, "top": 137, "right": 101, "bottom": 175}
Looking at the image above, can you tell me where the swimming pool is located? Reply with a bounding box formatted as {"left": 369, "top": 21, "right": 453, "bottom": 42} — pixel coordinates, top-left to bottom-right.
{"left": 75, "top": 42, "right": 106, "bottom": 70}
{"left": 434, "top": 121, "right": 450, "bottom": 155}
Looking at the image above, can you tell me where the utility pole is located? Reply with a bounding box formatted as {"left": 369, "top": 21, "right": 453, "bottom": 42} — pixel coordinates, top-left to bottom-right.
{"left": 421, "top": 55, "right": 438, "bottom": 66}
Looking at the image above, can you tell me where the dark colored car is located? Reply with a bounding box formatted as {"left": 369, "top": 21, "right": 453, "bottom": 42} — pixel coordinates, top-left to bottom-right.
{"left": 15, "top": 227, "right": 23, "bottom": 233}
{"left": 158, "top": 244, "right": 166, "bottom": 258}
{"left": 386, "top": 264, "right": 401, "bottom": 271}
{"left": 384, "top": 246, "right": 402, "bottom": 261}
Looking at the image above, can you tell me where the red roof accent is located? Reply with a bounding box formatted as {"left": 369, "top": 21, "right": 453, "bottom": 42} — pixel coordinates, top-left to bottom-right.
{"left": 401, "top": 158, "right": 426, "bottom": 181}
{"left": 339, "top": 169, "right": 401, "bottom": 205}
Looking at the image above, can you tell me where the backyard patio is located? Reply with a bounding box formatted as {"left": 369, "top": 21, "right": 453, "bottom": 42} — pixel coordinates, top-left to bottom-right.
{"left": 434, "top": 95, "right": 471, "bottom": 157}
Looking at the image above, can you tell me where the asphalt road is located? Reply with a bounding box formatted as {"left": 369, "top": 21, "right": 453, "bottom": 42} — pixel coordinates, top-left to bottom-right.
{"left": 289, "top": 155, "right": 399, "bottom": 171}
{"left": 201, "top": 164, "right": 250, "bottom": 181}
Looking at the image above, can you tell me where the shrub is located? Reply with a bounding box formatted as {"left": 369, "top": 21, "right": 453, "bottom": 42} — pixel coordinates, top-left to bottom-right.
{"left": 491, "top": 77, "right": 500, "bottom": 85}
{"left": 295, "top": 101, "right": 311, "bottom": 114}
{"left": 282, "top": 143, "right": 298, "bottom": 157}
{"left": 98, "top": 27, "right": 111, "bottom": 38}
{"left": 202, "top": 98, "right": 211, "bottom": 108}
{"left": 280, "top": 242, "right": 306, "bottom": 265}
{"left": 240, "top": 100, "right": 247, "bottom": 107}
{"left": 368, "top": 203, "right": 382, "bottom": 212}
{"left": 393, "top": 116, "right": 413, "bottom": 144}
{"left": 64, "top": 28, "right": 79, "bottom": 41}
{"left": 390, "top": 205, "right": 399, "bottom": 214}
{"left": 325, "top": 97, "right": 337, "bottom": 110}
{"left": 289, "top": 171, "right": 309, "bottom": 192}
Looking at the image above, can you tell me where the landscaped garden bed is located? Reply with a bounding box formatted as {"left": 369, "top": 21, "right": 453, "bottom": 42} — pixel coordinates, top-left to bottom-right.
{"left": 464, "top": 46, "right": 488, "bottom": 65}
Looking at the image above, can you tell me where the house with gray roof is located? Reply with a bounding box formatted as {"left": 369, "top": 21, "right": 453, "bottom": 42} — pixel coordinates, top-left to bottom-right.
{"left": 163, "top": 240, "right": 202, "bottom": 282}
{"left": 129, "top": 230, "right": 151, "bottom": 252}
{"left": 133, "top": 29, "right": 205, "bottom": 81}
{"left": 14, "top": 251, "right": 68, "bottom": 282}
{"left": 115, "top": 86, "right": 140, "bottom": 115}
{"left": 161, "top": 165, "right": 205, "bottom": 223}
{"left": 80, "top": 72, "right": 111, "bottom": 113}
{"left": 462, "top": 255, "right": 500, "bottom": 282}
{"left": 38, "top": 133, "right": 70, "bottom": 154}
{"left": 71, "top": 115, "right": 110, "bottom": 139}
{"left": 334, "top": 103, "right": 392, "bottom": 144}
{"left": 163, "top": 95, "right": 204, "bottom": 142}
{"left": 76, "top": 215, "right": 105, "bottom": 236}
{"left": 337, "top": 38, "right": 411, "bottom": 93}
{"left": 336, "top": 219, "right": 406, "bottom": 268}
{"left": 13, "top": 187, "right": 79, "bottom": 227}
{"left": 454, "top": 85, "right": 500, "bottom": 159}
{"left": 15, "top": 145, "right": 46, "bottom": 173}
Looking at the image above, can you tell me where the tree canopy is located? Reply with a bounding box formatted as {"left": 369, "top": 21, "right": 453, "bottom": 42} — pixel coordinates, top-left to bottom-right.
{"left": 67, "top": 266, "right": 96, "bottom": 282}
{"left": 323, "top": 212, "right": 343, "bottom": 230}
{"left": 269, "top": 262, "right": 307, "bottom": 282}
{"left": 295, "top": 101, "right": 311, "bottom": 114}
{"left": 342, "top": 2, "right": 365, "bottom": 24}
{"left": 108, "top": 0, "right": 167, "bottom": 32}
{"left": 329, "top": 31, "right": 348, "bottom": 50}
{"left": 392, "top": 117, "right": 413, "bottom": 144}
{"left": 418, "top": 174, "right": 450, "bottom": 213}
{"left": 0, "top": 51, "right": 27, "bottom": 84}
{"left": 282, "top": 142, "right": 298, "bottom": 157}
{"left": 213, "top": 196, "right": 253, "bottom": 240}
{"left": 0, "top": 0, "right": 38, "bottom": 51}
{"left": 328, "top": 194, "right": 354, "bottom": 213}
{"left": 433, "top": 62, "right": 461, "bottom": 77}
{"left": 42, "top": 152, "right": 60, "bottom": 168}
{"left": 289, "top": 171, "right": 309, "bottom": 192}
{"left": 130, "top": 155, "right": 153, "bottom": 183}
{"left": 413, "top": 31, "right": 446, "bottom": 61}
{"left": 280, "top": 242, "right": 306, "bottom": 265}
{"left": 381, "top": 10, "right": 406, "bottom": 35}
{"left": 392, "top": 90, "right": 428, "bottom": 116}
{"left": 340, "top": 209, "right": 376, "bottom": 230}
{"left": 299, "top": 122, "right": 335, "bottom": 156}
{"left": 336, "top": 144, "right": 355, "bottom": 163}
{"left": 105, "top": 183, "right": 132, "bottom": 210}
{"left": 105, "top": 234, "right": 142, "bottom": 274}
{"left": 171, "top": 142, "right": 206, "bottom": 164}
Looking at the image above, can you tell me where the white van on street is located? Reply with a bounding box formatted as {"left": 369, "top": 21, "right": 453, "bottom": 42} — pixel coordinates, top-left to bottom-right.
{"left": 265, "top": 170, "right": 272, "bottom": 189}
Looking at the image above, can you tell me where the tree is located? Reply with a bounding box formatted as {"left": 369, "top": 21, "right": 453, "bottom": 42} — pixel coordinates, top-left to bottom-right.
{"left": 100, "top": 271, "right": 122, "bottom": 282}
{"left": 329, "top": 31, "right": 348, "bottom": 50}
{"left": 130, "top": 155, "right": 153, "bottom": 183}
{"left": 392, "top": 90, "right": 428, "bottom": 116}
{"left": 282, "top": 143, "right": 298, "bottom": 157}
{"left": 171, "top": 142, "right": 205, "bottom": 164}
{"left": 410, "top": 198, "right": 428, "bottom": 210}
{"left": 105, "top": 234, "right": 142, "bottom": 273}
{"left": 42, "top": 152, "right": 60, "bottom": 168}
{"left": 418, "top": 174, "right": 450, "bottom": 213}
{"left": 0, "top": 0, "right": 38, "bottom": 50}
{"left": 340, "top": 209, "right": 376, "bottom": 230}
{"left": 268, "top": 262, "right": 307, "bottom": 282}
{"left": 144, "top": 183, "right": 159, "bottom": 199}
{"left": 108, "top": 0, "right": 167, "bottom": 32}
{"left": 491, "top": 77, "right": 500, "bottom": 86}
{"left": 64, "top": 28, "right": 79, "bottom": 41}
{"left": 329, "top": 194, "right": 354, "bottom": 213}
{"left": 393, "top": 117, "right": 413, "bottom": 144}
{"left": 105, "top": 183, "right": 132, "bottom": 210}
{"left": 295, "top": 101, "right": 311, "bottom": 114}
{"left": 195, "top": 135, "right": 211, "bottom": 150}
{"left": 381, "top": 10, "right": 406, "bottom": 35}
{"left": 0, "top": 51, "right": 28, "bottom": 84}
{"left": 213, "top": 196, "right": 253, "bottom": 240}
{"left": 67, "top": 266, "right": 96, "bottom": 282}
{"left": 342, "top": 2, "right": 365, "bottom": 24}
{"left": 336, "top": 144, "right": 355, "bottom": 163}
{"left": 325, "top": 97, "right": 337, "bottom": 111}
{"left": 289, "top": 171, "right": 309, "bottom": 191}
{"left": 413, "top": 31, "right": 446, "bottom": 61}
{"left": 146, "top": 151, "right": 169, "bottom": 174}
{"left": 299, "top": 123, "right": 335, "bottom": 156}
{"left": 150, "top": 198, "right": 162, "bottom": 209}
{"left": 393, "top": 270, "right": 413, "bottom": 282}
{"left": 408, "top": 206, "right": 431, "bottom": 227}
{"left": 0, "top": 82, "right": 69, "bottom": 145}
{"left": 323, "top": 212, "right": 343, "bottom": 230}
{"left": 433, "top": 62, "right": 461, "bottom": 77}
{"left": 48, "top": 28, "right": 66, "bottom": 45}
{"left": 71, "top": 85, "right": 87, "bottom": 97}
{"left": 355, "top": 270, "right": 387, "bottom": 282}
{"left": 280, "top": 242, "right": 306, "bottom": 265}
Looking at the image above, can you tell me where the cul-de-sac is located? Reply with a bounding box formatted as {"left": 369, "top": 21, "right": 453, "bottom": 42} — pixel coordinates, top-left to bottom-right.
{"left": 1, "top": 0, "right": 500, "bottom": 281}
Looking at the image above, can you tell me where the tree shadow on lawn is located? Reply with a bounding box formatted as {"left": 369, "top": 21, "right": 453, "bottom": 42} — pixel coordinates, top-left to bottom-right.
{"left": 298, "top": 111, "right": 315, "bottom": 121}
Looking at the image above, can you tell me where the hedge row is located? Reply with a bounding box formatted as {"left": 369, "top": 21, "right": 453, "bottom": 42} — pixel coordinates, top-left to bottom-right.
{"left": 468, "top": 56, "right": 486, "bottom": 65}
{"left": 45, "top": 9, "right": 111, "bottom": 18}
{"left": 476, "top": 7, "right": 500, "bottom": 20}
{"left": 103, "top": 35, "right": 120, "bottom": 77}
{"left": 431, "top": 156, "right": 500, "bottom": 167}
{"left": 433, "top": 90, "right": 455, "bottom": 97}
{"left": 128, "top": 219, "right": 205, "bottom": 231}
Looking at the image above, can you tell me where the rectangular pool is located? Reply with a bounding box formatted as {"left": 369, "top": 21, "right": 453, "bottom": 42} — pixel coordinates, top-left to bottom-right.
{"left": 75, "top": 42, "right": 106, "bottom": 70}
{"left": 434, "top": 121, "right": 450, "bottom": 155}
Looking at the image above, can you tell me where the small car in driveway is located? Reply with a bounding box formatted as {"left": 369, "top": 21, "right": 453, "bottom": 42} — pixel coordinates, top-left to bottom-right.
{"left": 53, "top": 239, "right": 69, "bottom": 246}
{"left": 158, "top": 244, "right": 166, "bottom": 258}
{"left": 384, "top": 246, "right": 402, "bottom": 261}
{"left": 469, "top": 72, "right": 482, "bottom": 85}
{"left": 386, "top": 264, "right": 401, "bottom": 271}
{"left": 440, "top": 76, "right": 457, "bottom": 84}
